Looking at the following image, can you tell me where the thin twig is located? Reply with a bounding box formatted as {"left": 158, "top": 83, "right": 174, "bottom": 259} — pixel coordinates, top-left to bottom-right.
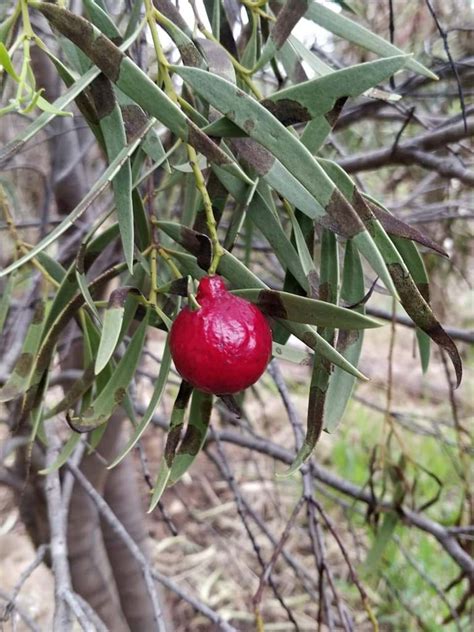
{"left": 0, "top": 589, "right": 41, "bottom": 632}
{"left": 424, "top": 0, "right": 467, "bottom": 131}
{"left": 252, "top": 496, "right": 305, "bottom": 610}
{"left": 1, "top": 544, "right": 48, "bottom": 623}
{"left": 44, "top": 424, "right": 74, "bottom": 632}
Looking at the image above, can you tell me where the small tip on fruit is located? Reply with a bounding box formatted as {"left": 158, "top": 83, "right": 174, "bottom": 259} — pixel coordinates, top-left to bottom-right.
{"left": 197, "top": 275, "right": 228, "bottom": 301}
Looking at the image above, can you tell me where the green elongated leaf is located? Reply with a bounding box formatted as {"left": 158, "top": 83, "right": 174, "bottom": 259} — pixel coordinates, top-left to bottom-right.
{"left": 68, "top": 311, "right": 150, "bottom": 432}
{"left": 247, "top": 189, "right": 310, "bottom": 293}
{"left": 35, "top": 253, "right": 67, "bottom": 283}
{"left": 42, "top": 225, "right": 120, "bottom": 336}
{"left": 272, "top": 342, "right": 312, "bottom": 366}
{"left": 29, "top": 369, "right": 50, "bottom": 446}
{"left": 0, "top": 120, "right": 153, "bottom": 279}
{"left": 148, "top": 381, "right": 194, "bottom": 512}
{"left": 203, "top": 0, "right": 220, "bottom": 39}
{"left": 272, "top": 210, "right": 314, "bottom": 345}
{"left": 39, "top": 432, "right": 82, "bottom": 475}
{"left": 0, "top": 300, "right": 49, "bottom": 403}
{"left": 95, "top": 287, "right": 143, "bottom": 375}
{"left": 232, "top": 289, "right": 381, "bottom": 330}
{"left": 287, "top": 206, "right": 319, "bottom": 295}
{"left": 227, "top": 140, "right": 324, "bottom": 221}
{"left": 108, "top": 342, "right": 172, "bottom": 469}
{"left": 364, "top": 195, "right": 447, "bottom": 256}
{"left": 207, "top": 55, "right": 406, "bottom": 137}
{"left": 304, "top": 0, "right": 437, "bottom": 79}
{"left": 154, "top": 7, "right": 205, "bottom": 68}
{"left": 0, "top": 25, "right": 143, "bottom": 166}
{"left": 317, "top": 158, "right": 402, "bottom": 288}
{"left": 88, "top": 75, "right": 134, "bottom": 273}
{"left": 22, "top": 263, "right": 127, "bottom": 414}
{"left": 157, "top": 222, "right": 367, "bottom": 380}
{"left": 317, "top": 160, "right": 461, "bottom": 385}
{"left": 302, "top": 115, "right": 341, "bottom": 156}
{"left": 263, "top": 55, "right": 406, "bottom": 121}
{"left": 35, "top": 93, "right": 73, "bottom": 117}
{"left": 392, "top": 236, "right": 431, "bottom": 373}
{"left": 173, "top": 66, "right": 398, "bottom": 296}
{"left": 44, "top": 365, "right": 96, "bottom": 419}
{"left": 95, "top": 296, "right": 123, "bottom": 375}
{"left": 0, "top": 42, "right": 20, "bottom": 80}
{"left": 76, "top": 269, "right": 101, "bottom": 322}
{"left": 83, "top": 0, "right": 122, "bottom": 40}
{"left": 34, "top": 3, "right": 252, "bottom": 186}
{"left": 172, "top": 66, "right": 342, "bottom": 210}
{"left": 168, "top": 390, "right": 213, "bottom": 485}
{"left": 124, "top": 0, "right": 145, "bottom": 39}
{"left": 224, "top": 178, "right": 258, "bottom": 251}
{"left": 0, "top": 9, "right": 19, "bottom": 45}
{"left": 324, "top": 240, "right": 365, "bottom": 432}
{"left": 240, "top": 11, "right": 258, "bottom": 71}
{"left": 0, "top": 274, "right": 15, "bottom": 334}
{"left": 364, "top": 511, "right": 398, "bottom": 574}
{"left": 254, "top": 0, "right": 310, "bottom": 71}
{"left": 281, "top": 229, "right": 339, "bottom": 476}
{"left": 140, "top": 130, "right": 169, "bottom": 174}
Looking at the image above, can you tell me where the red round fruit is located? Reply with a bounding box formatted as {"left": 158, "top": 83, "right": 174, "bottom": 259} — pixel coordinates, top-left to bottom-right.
{"left": 169, "top": 275, "right": 272, "bottom": 395}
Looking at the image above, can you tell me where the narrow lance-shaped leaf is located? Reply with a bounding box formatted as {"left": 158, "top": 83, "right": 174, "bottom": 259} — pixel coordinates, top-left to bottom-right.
{"left": 223, "top": 178, "right": 258, "bottom": 251}
{"left": 0, "top": 300, "right": 49, "bottom": 403}
{"left": 80, "top": 4, "right": 171, "bottom": 176}
{"left": 108, "top": 341, "right": 173, "bottom": 469}
{"left": 0, "top": 274, "right": 15, "bottom": 334}
{"left": 364, "top": 194, "right": 447, "bottom": 257}
{"left": 148, "top": 381, "right": 194, "bottom": 512}
{"left": 95, "top": 287, "right": 141, "bottom": 375}
{"left": 232, "top": 288, "right": 381, "bottom": 330}
{"left": 304, "top": 0, "right": 437, "bottom": 79}
{"left": 272, "top": 341, "right": 312, "bottom": 366}
{"left": 203, "top": 0, "right": 220, "bottom": 38}
{"left": 67, "top": 310, "right": 150, "bottom": 432}
{"left": 83, "top": 0, "right": 122, "bottom": 41}
{"left": 0, "top": 10, "right": 20, "bottom": 45}
{"left": 392, "top": 236, "right": 431, "bottom": 373}
{"left": 91, "top": 76, "right": 135, "bottom": 272}
{"left": 33, "top": 2, "right": 252, "bottom": 186}
{"left": 324, "top": 240, "right": 365, "bottom": 432}
{"left": 254, "top": 0, "right": 310, "bottom": 71}
{"left": 157, "top": 221, "right": 368, "bottom": 380}
{"left": 287, "top": 206, "right": 319, "bottom": 297}
{"left": 316, "top": 159, "right": 461, "bottom": 385}
{"left": 173, "top": 66, "right": 398, "bottom": 297}
{"left": 168, "top": 390, "right": 213, "bottom": 485}
{"left": 44, "top": 364, "right": 96, "bottom": 419}
{"left": 39, "top": 432, "right": 82, "bottom": 475}
{"left": 154, "top": 8, "right": 205, "bottom": 68}
{"left": 281, "top": 229, "right": 339, "bottom": 476}
{"left": 21, "top": 263, "right": 128, "bottom": 416}
{"left": 206, "top": 55, "right": 407, "bottom": 137}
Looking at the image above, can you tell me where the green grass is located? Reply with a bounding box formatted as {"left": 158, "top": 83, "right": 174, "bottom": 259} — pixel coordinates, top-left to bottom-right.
{"left": 327, "top": 399, "right": 471, "bottom": 630}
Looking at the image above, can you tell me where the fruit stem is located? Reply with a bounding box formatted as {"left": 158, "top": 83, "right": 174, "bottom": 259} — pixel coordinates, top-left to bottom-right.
{"left": 186, "top": 144, "right": 224, "bottom": 275}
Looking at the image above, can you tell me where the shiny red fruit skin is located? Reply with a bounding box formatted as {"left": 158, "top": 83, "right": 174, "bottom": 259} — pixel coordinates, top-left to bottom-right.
{"left": 169, "top": 276, "right": 272, "bottom": 395}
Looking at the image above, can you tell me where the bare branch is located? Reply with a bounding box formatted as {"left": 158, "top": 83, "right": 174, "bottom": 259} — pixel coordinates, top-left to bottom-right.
{"left": 44, "top": 424, "right": 74, "bottom": 632}
{"left": 338, "top": 117, "right": 474, "bottom": 182}
{"left": 65, "top": 461, "right": 168, "bottom": 632}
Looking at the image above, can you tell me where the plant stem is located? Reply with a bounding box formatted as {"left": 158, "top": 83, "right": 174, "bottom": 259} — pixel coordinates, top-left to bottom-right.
{"left": 186, "top": 144, "right": 223, "bottom": 275}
